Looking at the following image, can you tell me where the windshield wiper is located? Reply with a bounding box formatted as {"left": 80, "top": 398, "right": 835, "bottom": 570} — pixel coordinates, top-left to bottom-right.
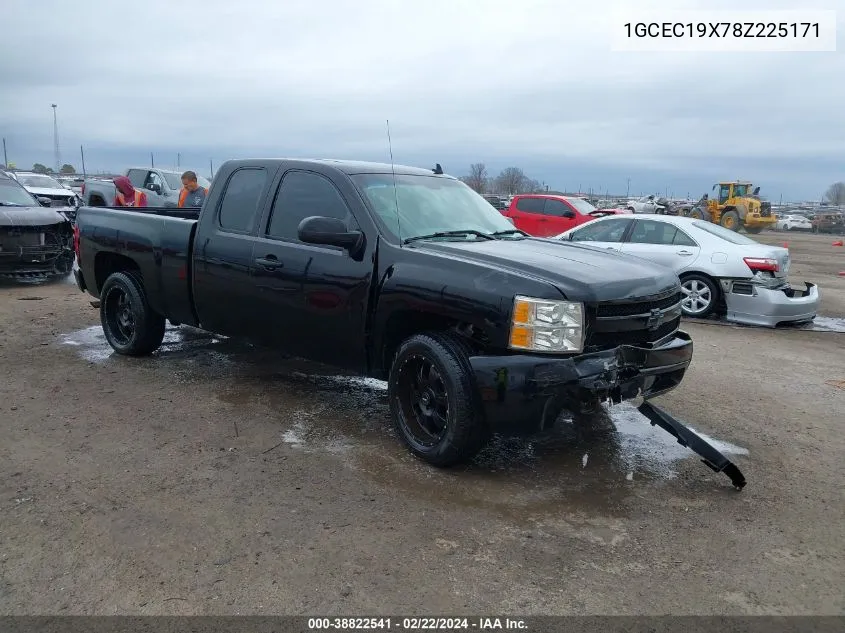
{"left": 489, "top": 229, "right": 527, "bottom": 238}
{"left": 403, "top": 230, "right": 495, "bottom": 245}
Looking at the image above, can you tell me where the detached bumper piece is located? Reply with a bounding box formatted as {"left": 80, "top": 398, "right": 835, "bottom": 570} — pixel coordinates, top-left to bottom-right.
{"left": 638, "top": 400, "right": 747, "bottom": 490}
{"left": 723, "top": 280, "right": 819, "bottom": 327}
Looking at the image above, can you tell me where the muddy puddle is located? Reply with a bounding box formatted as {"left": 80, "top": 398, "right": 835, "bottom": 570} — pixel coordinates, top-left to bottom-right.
{"left": 59, "top": 323, "right": 749, "bottom": 515}
{"left": 60, "top": 323, "right": 231, "bottom": 364}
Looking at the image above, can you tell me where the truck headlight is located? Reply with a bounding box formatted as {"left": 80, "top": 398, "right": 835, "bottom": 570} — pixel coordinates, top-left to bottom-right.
{"left": 508, "top": 296, "right": 584, "bottom": 353}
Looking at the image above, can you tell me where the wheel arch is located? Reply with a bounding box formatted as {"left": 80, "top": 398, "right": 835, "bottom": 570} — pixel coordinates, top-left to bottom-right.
{"left": 678, "top": 270, "right": 725, "bottom": 315}
{"left": 374, "top": 309, "right": 486, "bottom": 380}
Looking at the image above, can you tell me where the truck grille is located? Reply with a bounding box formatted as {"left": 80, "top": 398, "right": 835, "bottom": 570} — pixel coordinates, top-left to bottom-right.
{"left": 761, "top": 201, "right": 772, "bottom": 217}
{"left": 596, "top": 291, "right": 681, "bottom": 318}
{"left": 587, "top": 289, "right": 683, "bottom": 352}
{"left": 587, "top": 316, "right": 681, "bottom": 350}
{"left": 0, "top": 224, "right": 72, "bottom": 268}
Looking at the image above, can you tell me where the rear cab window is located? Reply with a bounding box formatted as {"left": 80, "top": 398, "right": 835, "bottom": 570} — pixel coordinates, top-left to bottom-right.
{"left": 126, "top": 169, "right": 148, "bottom": 188}
{"left": 216, "top": 168, "right": 269, "bottom": 233}
{"left": 515, "top": 197, "right": 545, "bottom": 213}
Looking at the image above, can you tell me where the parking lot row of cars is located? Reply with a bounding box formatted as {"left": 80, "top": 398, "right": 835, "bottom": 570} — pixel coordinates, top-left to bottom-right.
{"left": 775, "top": 210, "right": 845, "bottom": 234}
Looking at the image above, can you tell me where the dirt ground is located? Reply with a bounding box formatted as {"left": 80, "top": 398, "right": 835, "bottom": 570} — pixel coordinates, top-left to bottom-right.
{"left": 0, "top": 233, "right": 843, "bottom": 616}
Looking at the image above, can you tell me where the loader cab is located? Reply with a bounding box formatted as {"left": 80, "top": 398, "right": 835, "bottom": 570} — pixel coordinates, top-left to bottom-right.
{"left": 714, "top": 182, "right": 753, "bottom": 205}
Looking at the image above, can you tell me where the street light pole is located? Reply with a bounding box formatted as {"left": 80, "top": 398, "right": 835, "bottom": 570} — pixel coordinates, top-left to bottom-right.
{"left": 51, "top": 104, "right": 60, "bottom": 173}
{"left": 626, "top": 177, "right": 630, "bottom": 198}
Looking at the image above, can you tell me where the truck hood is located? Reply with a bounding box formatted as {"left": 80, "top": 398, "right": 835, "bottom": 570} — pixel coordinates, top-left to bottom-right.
{"left": 0, "top": 206, "right": 70, "bottom": 227}
{"left": 24, "top": 186, "right": 76, "bottom": 197}
{"left": 412, "top": 237, "right": 681, "bottom": 302}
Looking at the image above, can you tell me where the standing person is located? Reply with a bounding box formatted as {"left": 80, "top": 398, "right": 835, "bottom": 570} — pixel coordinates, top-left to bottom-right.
{"left": 178, "top": 171, "right": 208, "bottom": 208}
{"left": 113, "top": 176, "right": 147, "bottom": 207}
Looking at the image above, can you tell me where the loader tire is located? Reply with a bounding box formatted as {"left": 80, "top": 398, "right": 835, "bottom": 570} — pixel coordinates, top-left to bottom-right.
{"left": 721, "top": 210, "right": 740, "bottom": 232}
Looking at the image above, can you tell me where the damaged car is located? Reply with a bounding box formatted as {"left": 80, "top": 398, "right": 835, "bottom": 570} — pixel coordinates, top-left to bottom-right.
{"left": 0, "top": 171, "right": 75, "bottom": 280}
{"left": 555, "top": 214, "right": 819, "bottom": 327}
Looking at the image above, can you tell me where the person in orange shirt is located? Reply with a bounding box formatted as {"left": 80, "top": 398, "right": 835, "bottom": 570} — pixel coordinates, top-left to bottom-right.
{"left": 178, "top": 171, "right": 208, "bottom": 208}
{"left": 113, "top": 176, "right": 147, "bottom": 207}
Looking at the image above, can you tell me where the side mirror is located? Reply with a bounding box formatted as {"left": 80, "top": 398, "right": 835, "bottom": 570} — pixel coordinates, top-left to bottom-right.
{"left": 37, "top": 196, "right": 52, "bottom": 206}
{"left": 563, "top": 210, "right": 576, "bottom": 218}
{"left": 298, "top": 216, "right": 364, "bottom": 254}
{"left": 147, "top": 183, "right": 162, "bottom": 194}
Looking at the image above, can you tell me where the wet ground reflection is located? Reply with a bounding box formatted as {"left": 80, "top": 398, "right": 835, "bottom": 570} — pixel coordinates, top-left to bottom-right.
{"left": 59, "top": 324, "right": 749, "bottom": 514}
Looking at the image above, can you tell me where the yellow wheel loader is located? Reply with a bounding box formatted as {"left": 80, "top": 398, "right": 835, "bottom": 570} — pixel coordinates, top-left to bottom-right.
{"left": 686, "top": 182, "right": 776, "bottom": 233}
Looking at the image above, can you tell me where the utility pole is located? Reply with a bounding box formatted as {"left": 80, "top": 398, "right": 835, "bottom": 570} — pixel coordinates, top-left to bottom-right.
{"left": 151, "top": 152, "right": 155, "bottom": 167}
{"left": 80, "top": 145, "right": 87, "bottom": 179}
{"left": 177, "top": 153, "right": 181, "bottom": 169}
{"left": 209, "top": 158, "right": 214, "bottom": 179}
{"left": 51, "top": 104, "right": 60, "bottom": 173}
{"left": 2, "top": 137, "right": 7, "bottom": 168}
{"left": 626, "top": 177, "right": 630, "bottom": 198}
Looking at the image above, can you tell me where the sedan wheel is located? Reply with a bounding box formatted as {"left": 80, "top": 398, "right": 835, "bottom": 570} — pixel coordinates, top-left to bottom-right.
{"left": 680, "top": 275, "right": 717, "bottom": 318}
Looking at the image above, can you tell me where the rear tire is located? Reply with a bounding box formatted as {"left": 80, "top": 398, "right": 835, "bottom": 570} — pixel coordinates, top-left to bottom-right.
{"left": 679, "top": 273, "right": 719, "bottom": 318}
{"left": 388, "top": 332, "right": 488, "bottom": 467}
{"left": 100, "top": 271, "right": 166, "bottom": 356}
{"left": 745, "top": 226, "right": 763, "bottom": 234}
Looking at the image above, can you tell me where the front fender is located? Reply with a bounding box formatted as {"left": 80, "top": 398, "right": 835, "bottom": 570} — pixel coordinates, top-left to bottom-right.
{"left": 369, "top": 261, "right": 512, "bottom": 372}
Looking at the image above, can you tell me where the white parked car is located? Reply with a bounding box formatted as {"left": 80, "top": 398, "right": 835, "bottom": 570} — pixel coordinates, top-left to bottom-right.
{"left": 554, "top": 215, "right": 819, "bottom": 327}
{"left": 777, "top": 214, "right": 812, "bottom": 231}
{"left": 10, "top": 172, "right": 79, "bottom": 207}
{"left": 626, "top": 195, "right": 663, "bottom": 214}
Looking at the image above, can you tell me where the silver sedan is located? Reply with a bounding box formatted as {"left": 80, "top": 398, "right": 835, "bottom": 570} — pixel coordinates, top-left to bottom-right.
{"left": 554, "top": 215, "right": 819, "bottom": 327}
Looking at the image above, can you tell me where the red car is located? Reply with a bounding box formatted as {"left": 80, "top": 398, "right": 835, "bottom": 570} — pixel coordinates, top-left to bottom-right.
{"left": 503, "top": 194, "right": 630, "bottom": 237}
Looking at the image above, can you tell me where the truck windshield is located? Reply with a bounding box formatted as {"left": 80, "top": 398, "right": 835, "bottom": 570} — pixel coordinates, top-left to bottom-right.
{"left": 17, "top": 175, "right": 63, "bottom": 189}
{"left": 0, "top": 179, "right": 39, "bottom": 206}
{"left": 565, "top": 197, "right": 598, "bottom": 215}
{"left": 351, "top": 174, "right": 517, "bottom": 241}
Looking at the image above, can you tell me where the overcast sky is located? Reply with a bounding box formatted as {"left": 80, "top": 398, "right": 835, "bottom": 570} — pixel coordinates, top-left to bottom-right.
{"left": 1, "top": 0, "right": 842, "bottom": 200}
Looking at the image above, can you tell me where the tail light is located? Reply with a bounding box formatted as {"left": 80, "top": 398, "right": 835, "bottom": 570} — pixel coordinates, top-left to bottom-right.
{"left": 744, "top": 257, "right": 779, "bottom": 273}
{"left": 73, "top": 224, "right": 80, "bottom": 259}
{"left": 80, "top": 182, "right": 85, "bottom": 196}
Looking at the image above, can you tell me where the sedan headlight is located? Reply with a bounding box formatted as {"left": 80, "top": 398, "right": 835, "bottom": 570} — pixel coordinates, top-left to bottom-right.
{"left": 508, "top": 295, "right": 584, "bottom": 353}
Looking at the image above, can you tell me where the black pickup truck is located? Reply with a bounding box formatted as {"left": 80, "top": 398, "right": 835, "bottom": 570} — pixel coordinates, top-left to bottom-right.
{"left": 73, "top": 158, "right": 746, "bottom": 488}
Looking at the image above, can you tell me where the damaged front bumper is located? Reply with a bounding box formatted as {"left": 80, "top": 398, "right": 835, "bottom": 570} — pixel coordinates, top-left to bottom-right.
{"left": 0, "top": 222, "right": 75, "bottom": 279}
{"left": 469, "top": 333, "right": 694, "bottom": 434}
{"left": 469, "top": 332, "right": 747, "bottom": 489}
{"left": 722, "top": 279, "right": 819, "bottom": 327}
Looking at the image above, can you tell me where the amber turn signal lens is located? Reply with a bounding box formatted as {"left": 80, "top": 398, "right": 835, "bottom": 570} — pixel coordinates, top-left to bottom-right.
{"left": 512, "top": 299, "right": 531, "bottom": 324}
{"left": 509, "top": 325, "right": 531, "bottom": 349}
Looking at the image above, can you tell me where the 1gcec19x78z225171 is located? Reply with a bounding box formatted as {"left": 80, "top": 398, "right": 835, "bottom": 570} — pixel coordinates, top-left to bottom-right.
{"left": 72, "top": 158, "right": 746, "bottom": 489}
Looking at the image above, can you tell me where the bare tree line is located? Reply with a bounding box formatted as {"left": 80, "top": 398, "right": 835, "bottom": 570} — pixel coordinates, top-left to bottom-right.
{"left": 459, "top": 163, "right": 543, "bottom": 196}
{"left": 825, "top": 182, "right": 845, "bottom": 206}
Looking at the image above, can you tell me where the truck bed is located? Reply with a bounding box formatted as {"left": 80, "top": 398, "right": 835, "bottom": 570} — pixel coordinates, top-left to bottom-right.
{"left": 75, "top": 205, "right": 200, "bottom": 327}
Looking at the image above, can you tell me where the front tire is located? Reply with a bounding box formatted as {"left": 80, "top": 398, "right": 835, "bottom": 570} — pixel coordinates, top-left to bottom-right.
{"left": 721, "top": 210, "right": 740, "bottom": 232}
{"left": 745, "top": 226, "right": 764, "bottom": 234}
{"left": 388, "top": 332, "right": 488, "bottom": 467}
{"left": 680, "top": 273, "right": 719, "bottom": 318}
{"left": 100, "top": 271, "right": 166, "bottom": 356}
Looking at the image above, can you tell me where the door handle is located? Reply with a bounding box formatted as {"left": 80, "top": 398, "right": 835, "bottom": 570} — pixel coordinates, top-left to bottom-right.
{"left": 255, "top": 256, "right": 283, "bottom": 270}
{"left": 677, "top": 250, "right": 693, "bottom": 256}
